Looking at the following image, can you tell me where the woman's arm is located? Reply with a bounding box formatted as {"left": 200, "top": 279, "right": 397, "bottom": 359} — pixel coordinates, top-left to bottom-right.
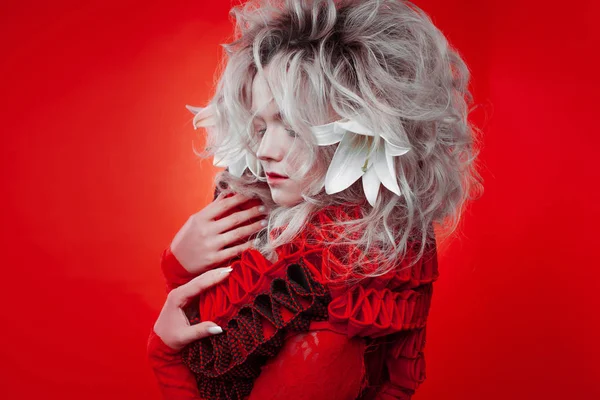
{"left": 161, "top": 245, "right": 198, "bottom": 293}
{"left": 160, "top": 186, "right": 264, "bottom": 294}
{"left": 147, "top": 329, "right": 204, "bottom": 400}
{"left": 147, "top": 247, "right": 205, "bottom": 400}
{"left": 147, "top": 266, "right": 234, "bottom": 400}
{"left": 150, "top": 185, "right": 265, "bottom": 398}
{"left": 373, "top": 328, "right": 428, "bottom": 400}
{"left": 148, "top": 250, "right": 204, "bottom": 399}
{"left": 321, "top": 239, "right": 439, "bottom": 399}
{"left": 160, "top": 186, "right": 221, "bottom": 295}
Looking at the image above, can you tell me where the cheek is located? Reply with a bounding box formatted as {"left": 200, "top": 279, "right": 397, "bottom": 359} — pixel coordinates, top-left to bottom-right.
{"left": 286, "top": 141, "right": 313, "bottom": 168}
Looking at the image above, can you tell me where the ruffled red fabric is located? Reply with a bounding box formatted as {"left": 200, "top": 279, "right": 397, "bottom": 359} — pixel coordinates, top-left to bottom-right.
{"left": 325, "top": 241, "right": 437, "bottom": 339}
{"left": 196, "top": 202, "right": 370, "bottom": 327}
{"left": 181, "top": 261, "right": 332, "bottom": 400}
{"left": 149, "top": 200, "right": 440, "bottom": 400}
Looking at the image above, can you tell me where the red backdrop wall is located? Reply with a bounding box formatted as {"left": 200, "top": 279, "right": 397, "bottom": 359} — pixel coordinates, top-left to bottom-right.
{"left": 1, "top": 0, "right": 598, "bottom": 399}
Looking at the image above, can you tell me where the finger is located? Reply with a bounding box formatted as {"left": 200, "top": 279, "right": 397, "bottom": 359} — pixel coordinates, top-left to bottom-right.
{"left": 194, "top": 191, "right": 227, "bottom": 219}
{"left": 169, "top": 266, "right": 233, "bottom": 306}
{"left": 204, "top": 192, "right": 255, "bottom": 220}
{"left": 210, "top": 240, "right": 254, "bottom": 266}
{"left": 215, "top": 191, "right": 227, "bottom": 201}
{"left": 213, "top": 204, "right": 268, "bottom": 234}
{"left": 216, "top": 217, "right": 266, "bottom": 248}
{"left": 179, "top": 321, "right": 224, "bottom": 345}
{"left": 202, "top": 191, "right": 227, "bottom": 212}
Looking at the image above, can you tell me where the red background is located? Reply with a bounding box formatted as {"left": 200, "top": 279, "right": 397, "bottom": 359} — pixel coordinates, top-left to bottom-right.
{"left": 1, "top": 0, "right": 599, "bottom": 398}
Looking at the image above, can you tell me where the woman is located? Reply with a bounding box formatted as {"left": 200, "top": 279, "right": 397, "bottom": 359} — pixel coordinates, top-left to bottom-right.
{"left": 147, "top": 0, "right": 482, "bottom": 399}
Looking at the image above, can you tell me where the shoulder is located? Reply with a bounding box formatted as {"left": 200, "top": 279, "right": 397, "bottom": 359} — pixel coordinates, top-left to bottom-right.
{"left": 325, "top": 238, "right": 440, "bottom": 338}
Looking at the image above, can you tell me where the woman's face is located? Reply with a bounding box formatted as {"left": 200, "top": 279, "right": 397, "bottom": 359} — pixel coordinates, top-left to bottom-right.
{"left": 251, "top": 69, "right": 320, "bottom": 207}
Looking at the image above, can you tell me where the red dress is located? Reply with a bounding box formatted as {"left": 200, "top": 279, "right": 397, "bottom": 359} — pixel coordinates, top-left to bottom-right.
{"left": 147, "top": 202, "right": 439, "bottom": 400}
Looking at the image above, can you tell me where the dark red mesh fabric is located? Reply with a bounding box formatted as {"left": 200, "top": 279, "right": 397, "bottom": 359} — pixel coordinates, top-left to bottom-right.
{"left": 149, "top": 191, "right": 440, "bottom": 400}
{"left": 180, "top": 261, "right": 332, "bottom": 400}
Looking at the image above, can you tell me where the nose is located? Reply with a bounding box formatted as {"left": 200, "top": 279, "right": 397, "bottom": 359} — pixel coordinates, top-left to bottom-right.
{"left": 256, "top": 127, "right": 286, "bottom": 162}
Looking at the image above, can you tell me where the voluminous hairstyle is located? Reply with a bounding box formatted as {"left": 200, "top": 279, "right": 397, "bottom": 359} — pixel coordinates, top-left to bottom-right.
{"left": 192, "top": 0, "right": 484, "bottom": 282}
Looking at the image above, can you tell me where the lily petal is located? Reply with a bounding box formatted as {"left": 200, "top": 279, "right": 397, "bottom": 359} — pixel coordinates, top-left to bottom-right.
{"left": 311, "top": 121, "right": 346, "bottom": 145}
{"left": 325, "top": 132, "right": 371, "bottom": 194}
{"left": 373, "top": 143, "right": 401, "bottom": 196}
{"left": 186, "top": 104, "right": 251, "bottom": 175}
{"left": 362, "top": 165, "right": 380, "bottom": 207}
{"left": 335, "top": 119, "right": 375, "bottom": 136}
{"left": 228, "top": 154, "right": 248, "bottom": 177}
{"left": 185, "top": 104, "right": 217, "bottom": 129}
{"left": 338, "top": 119, "right": 411, "bottom": 157}
{"left": 184, "top": 105, "right": 203, "bottom": 114}
{"left": 212, "top": 144, "right": 245, "bottom": 168}
{"left": 381, "top": 133, "right": 411, "bottom": 156}
{"left": 246, "top": 151, "right": 261, "bottom": 177}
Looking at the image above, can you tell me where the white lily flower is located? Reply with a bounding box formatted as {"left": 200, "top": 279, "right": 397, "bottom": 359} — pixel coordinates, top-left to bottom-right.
{"left": 185, "top": 104, "right": 259, "bottom": 178}
{"left": 310, "top": 118, "right": 411, "bottom": 206}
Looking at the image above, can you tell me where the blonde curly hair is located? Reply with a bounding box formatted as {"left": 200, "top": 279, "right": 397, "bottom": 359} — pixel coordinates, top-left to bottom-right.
{"left": 192, "top": 0, "right": 484, "bottom": 280}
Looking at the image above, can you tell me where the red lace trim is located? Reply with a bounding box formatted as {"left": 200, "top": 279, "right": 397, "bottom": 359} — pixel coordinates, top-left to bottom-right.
{"left": 180, "top": 259, "right": 332, "bottom": 400}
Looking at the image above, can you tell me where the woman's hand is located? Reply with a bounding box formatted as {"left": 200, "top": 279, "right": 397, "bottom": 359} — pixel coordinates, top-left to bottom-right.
{"left": 153, "top": 265, "right": 234, "bottom": 352}
{"left": 170, "top": 192, "right": 269, "bottom": 275}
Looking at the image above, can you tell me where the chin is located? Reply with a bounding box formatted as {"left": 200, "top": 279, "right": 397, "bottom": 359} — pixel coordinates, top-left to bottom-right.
{"left": 271, "top": 191, "right": 303, "bottom": 208}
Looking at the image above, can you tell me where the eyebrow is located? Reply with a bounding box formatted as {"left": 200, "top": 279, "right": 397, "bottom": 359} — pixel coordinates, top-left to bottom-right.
{"left": 252, "top": 111, "right": 282, "bottom": 121}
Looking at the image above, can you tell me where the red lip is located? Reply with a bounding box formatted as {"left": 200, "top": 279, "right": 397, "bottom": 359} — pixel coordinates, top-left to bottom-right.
{"left": 266, "top": 172, "right": 288, "bottom": 179}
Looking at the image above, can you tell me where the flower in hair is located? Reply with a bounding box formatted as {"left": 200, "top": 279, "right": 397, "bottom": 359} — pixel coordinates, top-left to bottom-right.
{"left": 310, "top": 118, "right": 411, "bottom": 206}
{"left": 185, "top": 104, "right": 261, "bottom": 178}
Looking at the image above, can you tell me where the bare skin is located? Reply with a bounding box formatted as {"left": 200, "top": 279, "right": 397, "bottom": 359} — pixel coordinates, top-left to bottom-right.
{"left": 153, "top": 191, "right": 269, "bottom": 350}
{"left": 153, "top": 265, "right": 234, "bottom": 351}
{"left": 170, "top": 191, "right": 269, "bottom": 275}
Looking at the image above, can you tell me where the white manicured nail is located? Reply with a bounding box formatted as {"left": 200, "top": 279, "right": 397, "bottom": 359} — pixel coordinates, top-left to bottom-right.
{"left": 220, "top": 266, "right": 233, "bottom": 275}
{"left": 207, "top": 326, "right": 223, "bottom": 335}
{"left": 261, "top": 219, "right": 267, "bottom": 226}
{"left": 258, "top": 205, "right": 266, "bottom": 213}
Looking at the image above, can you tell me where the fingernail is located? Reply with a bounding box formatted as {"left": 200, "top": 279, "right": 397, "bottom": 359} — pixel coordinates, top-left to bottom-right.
{"left": 258, "top": 205, "right": 266, "bottom": 213}
{"left": 260, "top": 219, "right": 267, "bottom": 227}
{"left": 207, "top": 326, "right": 223, "bottom": 335}
{"left": 219, "top": 266, "right": 233, "bottom": 275}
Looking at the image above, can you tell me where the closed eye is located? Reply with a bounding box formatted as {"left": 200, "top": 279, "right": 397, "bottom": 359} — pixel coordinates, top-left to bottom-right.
{"left": 255, "top": 128, "right": 296, "bottom": 138}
